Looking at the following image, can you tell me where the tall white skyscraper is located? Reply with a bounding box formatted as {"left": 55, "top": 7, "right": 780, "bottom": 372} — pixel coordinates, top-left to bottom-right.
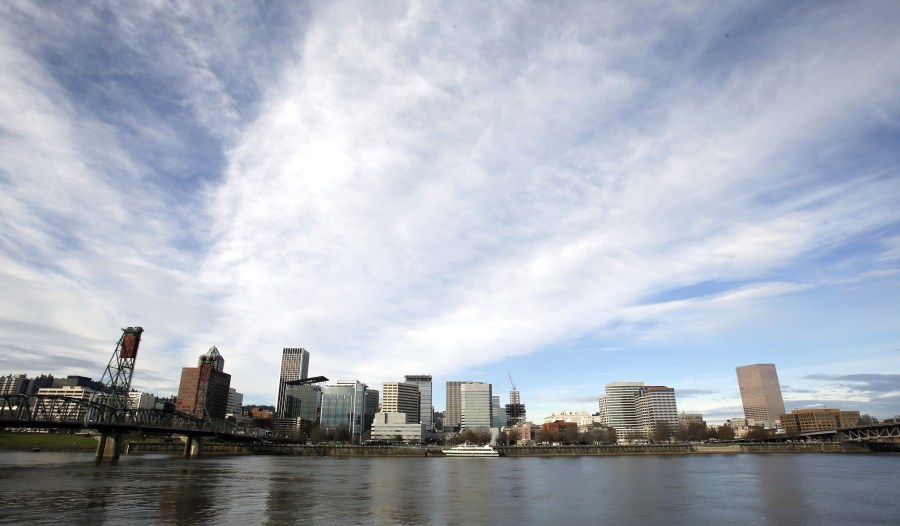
{"left": 277, "top": 348, "right": 310, "bottom": 418}
{"left": 404, "top": 374, "right": 433, "bottom": 431}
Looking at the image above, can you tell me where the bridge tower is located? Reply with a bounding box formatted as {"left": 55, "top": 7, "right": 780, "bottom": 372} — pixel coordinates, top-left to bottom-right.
{"left": 99, "top": 326, "right": 144, "bottom": 410}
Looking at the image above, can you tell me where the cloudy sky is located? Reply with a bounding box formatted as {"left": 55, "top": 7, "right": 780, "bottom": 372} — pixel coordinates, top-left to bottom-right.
{"left": 2, "top": 1, "right": 899, "bottom": 423}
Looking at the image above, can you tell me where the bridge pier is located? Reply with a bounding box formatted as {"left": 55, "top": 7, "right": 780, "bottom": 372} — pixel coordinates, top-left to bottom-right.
{"left": 180, "top": 434, "right": 204, "bottom": 458}
{"left": 93, "top": 433, "right": 124, "bottom": 463}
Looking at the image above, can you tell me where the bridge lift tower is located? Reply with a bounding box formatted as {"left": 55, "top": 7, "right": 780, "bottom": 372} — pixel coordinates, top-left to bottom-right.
{"left": 99, "top": 326, "right": 144, "bottom": 410}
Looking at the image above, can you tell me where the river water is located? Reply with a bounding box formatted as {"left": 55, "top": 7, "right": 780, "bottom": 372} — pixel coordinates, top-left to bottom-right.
{"left": 1, "top": 451, "right": 898, "bottom": 525}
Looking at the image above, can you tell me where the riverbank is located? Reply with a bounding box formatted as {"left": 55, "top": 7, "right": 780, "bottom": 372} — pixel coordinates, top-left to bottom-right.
{"left": 124, "top": 440, "right": 894, "bottom": 456}
{"left": 0, "top": 431, "right": 97, "bottom": 451}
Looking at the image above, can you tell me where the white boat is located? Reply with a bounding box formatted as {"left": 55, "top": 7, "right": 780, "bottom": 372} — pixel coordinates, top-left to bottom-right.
{"left": 441, "top": 444, "right": 499, "bottom": 457}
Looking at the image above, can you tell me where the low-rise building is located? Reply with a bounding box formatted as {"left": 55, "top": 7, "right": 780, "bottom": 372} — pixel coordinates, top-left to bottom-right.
{"left": 370, "top": 412, "right": 424, "bottom": 442}
{"left": 780, "top": 409, "right": 861, "bottom": 433}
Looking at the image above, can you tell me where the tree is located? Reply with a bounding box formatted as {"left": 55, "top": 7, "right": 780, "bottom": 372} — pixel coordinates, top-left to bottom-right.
{"left": 652, "top": 421, "right": 672, "bottom": 443}
{"left": 717, "top": 425, "right": 735, "bottom": 441}
{"left": 563, "top": 425, "right": 579, "bottom": 445}
{"left": 686, "top": 422, "right": 709, "bottom": 441}
{"left": 858, "top": 414, "right": 878, "bottom": 425}
{"left": 746, "top": 426, "right": 771, "bottom": 441}
{"left": 537, "top": 429, "right": 555, "bottom": 444}
{"left": 607, "top": 427, "right": 617, "bottom": 445}
{"left": 506, "top": 428, "right": 520, "bottom": 444}
{"left": 334, "top": 426, "right": 351, "bottom": 443}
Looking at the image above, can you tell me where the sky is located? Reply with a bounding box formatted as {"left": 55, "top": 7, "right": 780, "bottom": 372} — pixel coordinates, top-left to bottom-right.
{"left": 2, "top": 1, "right": 900, "bottom": 424}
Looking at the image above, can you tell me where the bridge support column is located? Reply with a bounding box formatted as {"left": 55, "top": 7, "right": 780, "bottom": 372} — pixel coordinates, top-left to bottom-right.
{"left": 181, "top": 435, "right": 203, "bottom": 458}
{"left": 93, "top": 433, "right": 124, "bottom": 463}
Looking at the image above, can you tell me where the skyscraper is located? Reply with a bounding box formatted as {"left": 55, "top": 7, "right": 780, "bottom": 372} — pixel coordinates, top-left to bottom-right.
{"left": 636, "top": 385, "right": 678, "bottom": 439}
{"left": 460, "top": 382, "right": 492, "bottom": 430}
{"left": 404, "top": 374, "right": 433, "bottom": 431}
{"left": 382, "top": 381, "right": 421, "bottom": 423}
{"left": 277, "top": 348, "right": 310, "bottom": 417}
{"left": 736, "top": 363, "right": 785, "bottom": 429}
{"left": 598, "top": 382, "right": 644, "bottom": 440}
{"left": 176, "top": 347, "right": 231, "bottom": 419}
{"left": 320, "top": 380, "right": 368, "bottom": 439}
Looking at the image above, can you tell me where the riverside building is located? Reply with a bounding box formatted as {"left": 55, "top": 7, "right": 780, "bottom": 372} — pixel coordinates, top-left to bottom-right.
{"left": 736, "top": 364, "right": 785, "bottom": 429}
{"left": 277, "top": 348, "right": 310, "bottom": 417}
{"left": 598, "top": 382, "right": 644, "bottom": 441}
{"left": 320, "top": 380, "right": 368, "bottom": 439}
{"left": 404, "top": 374, "right": 433, "bottom": 431}
{"left": 382, "top": 381, "right": 420, "bottom": 423}
{"left": 460, "top": 382, "right": 492, "bottom": 430}
{"left": 636, "top": 385, "right": 678, "bottom": 439}
{"left": 175, "top": 347, "right": 231, "bottom": 419}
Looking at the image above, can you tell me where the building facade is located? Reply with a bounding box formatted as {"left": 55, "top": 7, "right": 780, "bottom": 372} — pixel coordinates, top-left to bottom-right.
{"left": 370, "top": 412, "right": 424, "bottom": 442}
{"left": 128, "top": 391, "right": 156, "bottom": 410}
{"left": 320, "top": 380, "right": 368, "bottom": 439}
{"left": 282, "top": 382, "right": 322, "bottom": 422}
{"left": 381, "top": 382, "right": 420, "bottom": 424}
{"left": 636, "top": 386, "right": 678, "bottom": 439}
{"left": 404, "top": 374, "right": 433, "bottom": 432}
{"left": 460, "top": 382, "right": 492, "bottom": 430}
{"left": 599, "top": 382, "right": 644, "bottom": 440}
{"left": 736, "top": 364, "right": 785, "bottom": 428}
{"left": 175, "top": 349, "right": 232, "bottom": 419}
{"left": 780, "top": 409, "right": 861, "bottom": 433}
{"left": 277, "top": 348, "right": 310, "bottom": 418}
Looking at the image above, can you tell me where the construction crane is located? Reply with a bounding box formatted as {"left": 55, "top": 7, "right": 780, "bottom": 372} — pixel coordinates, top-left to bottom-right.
{"left": 508, "top": 373, "right": 519, "bottom": 405}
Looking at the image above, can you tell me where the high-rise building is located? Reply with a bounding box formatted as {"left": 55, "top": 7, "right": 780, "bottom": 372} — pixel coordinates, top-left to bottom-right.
{"left": 460, "top": 382, "right": 492, "bottom": 430}
{"left": 277, "top": 348, "right": 310, "bottom": 417}
{"left": 366, "top": 388, "right": 379, "bottom": 432}
{"left": 445, "top": 381, "right": 465, "bottom": 432}
{"left": 736, "top": 364, "right": 785, "bottom": 429}
{"left": 491, "top": 395, "right": 505, "bottom": 428}
{"left": 282, "top": 381, "right": 323, "bottom": 422}
{"left": 320, "top": 380, "right": 368, "bottom": 439}
{"left": 382, "top": 382, "right": 420, "bottom": 424}
{"left": 404, "top": 375, "right": 433, "bottom": 431}
{"left": 226, "top": 387, "right": 244, "bottom": 416}
{"left": 0, "top": 374, "right": 30, "bottom": 396}
{"left": 175, "top": 347, "right": 231, "bottom": 419}
{"left": 505, "top": 384, "right": 526, "bottom": 427}
{"left": 198, "top": 346, "right": 225, "bottom": 372}
{"left": 636, "top": 385, "right": 678, "bottom": 439}
{"left": 598, "top": 382, "right": 644, "bottom": 440}
{"left": 128, "top": 391, "right": 156, "bottom": 410}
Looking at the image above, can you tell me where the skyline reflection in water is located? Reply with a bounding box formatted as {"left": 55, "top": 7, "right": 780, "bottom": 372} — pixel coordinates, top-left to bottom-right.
{"left": 1, "top": 452, "right": 898, "bottom": 525}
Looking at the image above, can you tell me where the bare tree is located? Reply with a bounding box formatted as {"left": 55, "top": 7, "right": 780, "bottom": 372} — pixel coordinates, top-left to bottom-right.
{"left": 717, "top": 425, "right": 735, "bottom": 441}
{"left": 652, "top": 421, "right": 672, "bottom": 443}
{"left": 506, "top": 428, "right": 520, "bottom": 444}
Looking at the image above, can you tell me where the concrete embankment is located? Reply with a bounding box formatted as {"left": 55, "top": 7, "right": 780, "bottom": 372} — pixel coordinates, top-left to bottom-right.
{"left": 125, "top": 441, "right": 884, "bottom": 457}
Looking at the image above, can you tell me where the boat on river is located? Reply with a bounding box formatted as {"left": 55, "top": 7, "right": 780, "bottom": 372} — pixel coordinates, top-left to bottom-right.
{"left": 441, "top": 444, "right": 499, "bottom": 457}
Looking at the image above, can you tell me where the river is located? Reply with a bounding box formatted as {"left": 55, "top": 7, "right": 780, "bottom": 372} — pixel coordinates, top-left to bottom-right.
{"left": 1, "top": 451, "right": 898, "bottom": 525}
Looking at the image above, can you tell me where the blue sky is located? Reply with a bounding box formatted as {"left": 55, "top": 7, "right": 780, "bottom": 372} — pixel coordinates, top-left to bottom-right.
{"left": 2, "top": 1, "right": 899, "bottom": 424}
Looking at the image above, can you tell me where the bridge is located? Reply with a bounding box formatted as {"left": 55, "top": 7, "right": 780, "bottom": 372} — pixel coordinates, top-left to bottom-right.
{"left": 786, "top": 422, "right": 900, "bottom": 445}
{"left": 0, "top": 327, "right": 260, "bottom": 461}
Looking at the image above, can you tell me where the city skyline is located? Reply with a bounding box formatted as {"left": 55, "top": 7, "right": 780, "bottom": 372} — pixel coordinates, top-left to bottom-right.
{"left": 1, "top": 2, "right": 899, "bottom": 423}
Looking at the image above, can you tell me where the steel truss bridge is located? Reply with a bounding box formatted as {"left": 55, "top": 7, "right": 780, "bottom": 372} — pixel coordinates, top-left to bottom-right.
{"left": 0, "top": 393, "right": 256, "bottom": 438}
{"left": 788, "top": 422, "right": 900, "bottom": 444}
{"left": 1, "top": 326, "right": 260, "bottom": 461}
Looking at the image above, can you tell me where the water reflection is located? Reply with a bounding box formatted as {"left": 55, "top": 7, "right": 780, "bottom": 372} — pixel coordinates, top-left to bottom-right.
{"left": 1, "top": 452, "right": 898, "bottom": 524}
